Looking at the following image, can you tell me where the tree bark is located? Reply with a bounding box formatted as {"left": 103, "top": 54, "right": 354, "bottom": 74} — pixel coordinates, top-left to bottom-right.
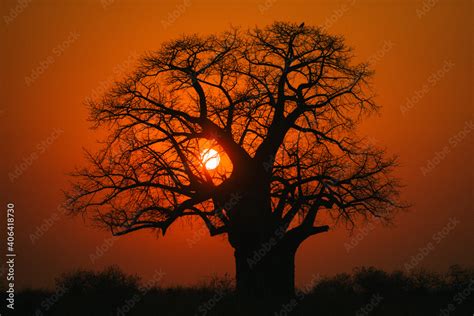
{"left": 234, "top": 239, "right": 297, "bottom": 313}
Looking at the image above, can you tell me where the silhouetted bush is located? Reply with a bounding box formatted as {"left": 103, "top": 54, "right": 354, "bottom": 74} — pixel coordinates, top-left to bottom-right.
{"left": 14, "top": 265, "right": 474, "bottom": 315}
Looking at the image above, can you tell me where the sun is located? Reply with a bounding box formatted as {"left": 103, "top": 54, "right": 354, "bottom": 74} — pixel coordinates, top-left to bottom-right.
{"left": 200, "top": 148, "right": 220, "bottom": 170}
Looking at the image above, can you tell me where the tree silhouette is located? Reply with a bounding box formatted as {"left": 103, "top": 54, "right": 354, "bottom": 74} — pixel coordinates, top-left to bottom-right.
{"left": 66, "top": 22, "right": 404, "bottom": 309}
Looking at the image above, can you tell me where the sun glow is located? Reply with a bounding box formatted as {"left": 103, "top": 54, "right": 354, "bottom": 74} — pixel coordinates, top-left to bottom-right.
{"left": 201, "top": 149, "right": 220, "bottom": 170}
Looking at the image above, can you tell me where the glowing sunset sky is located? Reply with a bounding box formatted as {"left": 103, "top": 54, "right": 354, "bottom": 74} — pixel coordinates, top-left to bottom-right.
{"left": 0, "top": 0, "right": 472, "bottom": 289}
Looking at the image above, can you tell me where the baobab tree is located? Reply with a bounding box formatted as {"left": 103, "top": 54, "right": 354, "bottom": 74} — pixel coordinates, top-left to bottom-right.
{"left": 66, "top": 22, "right": 403, "bottom": 309}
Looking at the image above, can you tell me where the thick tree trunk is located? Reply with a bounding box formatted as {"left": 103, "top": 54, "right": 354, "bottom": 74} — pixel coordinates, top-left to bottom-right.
{"left": 234, "top": 240, "right": 297, "bottom": 313}
{"left": 225, "top": 174, "right": 301, "bottom": 313}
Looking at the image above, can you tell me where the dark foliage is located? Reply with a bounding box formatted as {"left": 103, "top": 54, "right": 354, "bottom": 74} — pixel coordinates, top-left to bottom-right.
{"left": 13, "top": 265, "right": 474, "bottom": 315}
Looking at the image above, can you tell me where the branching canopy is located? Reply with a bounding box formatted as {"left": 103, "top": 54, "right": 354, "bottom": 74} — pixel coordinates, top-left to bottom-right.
{"left": 66, "top": 22, "right": 404, "bottom": 242}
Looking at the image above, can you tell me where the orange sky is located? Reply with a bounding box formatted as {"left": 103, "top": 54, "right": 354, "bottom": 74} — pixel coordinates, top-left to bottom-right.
{"left": 1, "top": 0, "right": 472, "bottom": 289}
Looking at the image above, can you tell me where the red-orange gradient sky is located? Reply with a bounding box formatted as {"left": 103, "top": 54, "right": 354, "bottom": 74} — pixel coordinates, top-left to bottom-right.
{"left": 1, "top": 0, "right": 472, "bottom": 289}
